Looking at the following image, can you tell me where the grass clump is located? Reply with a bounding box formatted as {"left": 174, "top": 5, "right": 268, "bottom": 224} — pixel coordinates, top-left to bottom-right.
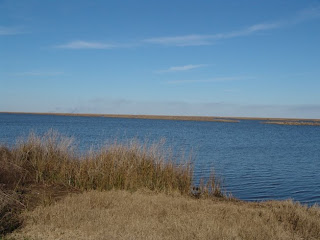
{"left": 5, "top": 131, "right": 194, "bottom": 194}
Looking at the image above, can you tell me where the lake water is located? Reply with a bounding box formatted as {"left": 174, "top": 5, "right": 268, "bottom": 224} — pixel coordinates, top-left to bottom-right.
{"left": 0, "top": 113, "right": 319, "bottom": 205}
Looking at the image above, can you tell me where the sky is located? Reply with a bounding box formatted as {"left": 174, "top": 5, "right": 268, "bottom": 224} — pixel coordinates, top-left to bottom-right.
{"left": 1, "top": 0, "right": 320, "bottom": 118}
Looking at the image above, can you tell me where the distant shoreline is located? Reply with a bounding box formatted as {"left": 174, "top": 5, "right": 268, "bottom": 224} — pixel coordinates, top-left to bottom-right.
{"left": 263, "top": 121, "right": 320, "bottom": 126}
{"left": 1, "top": 111, "right": 320, "bottom": 123}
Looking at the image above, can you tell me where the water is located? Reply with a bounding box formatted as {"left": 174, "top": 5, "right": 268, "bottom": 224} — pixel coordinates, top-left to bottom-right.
{"left": 1, "top": 113, "right": 319, "bottom": 205}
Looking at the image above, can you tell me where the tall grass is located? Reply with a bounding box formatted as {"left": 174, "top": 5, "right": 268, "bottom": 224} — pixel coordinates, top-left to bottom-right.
{"left": 2, "top": 131, "right": 195, "bottom": 194}
{"left": 0, "top": 131, "right": 224, "bottom": 236}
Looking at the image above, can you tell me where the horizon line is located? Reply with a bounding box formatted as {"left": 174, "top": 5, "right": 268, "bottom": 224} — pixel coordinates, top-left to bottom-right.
{"left": 1, "top": 111, "right": 320, "bottom": 121}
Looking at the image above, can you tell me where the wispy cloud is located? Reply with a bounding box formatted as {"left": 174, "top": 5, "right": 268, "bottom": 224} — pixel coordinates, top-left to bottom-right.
{"left": 158, "top": 64, "right": 208, "bottom": 73}
{"left": 144, "top": 6, "right": 320, "bottom": 46}
{"left": 0, "top": 26, "right": 24, "bottom": 35}
{"left": 144, "top": 22, "right": 283, "bottom": 46}
{"left": 224, "top": 89, "right": 239, "bottom": 92}
{"left": 53, "top": 6, "right": 320, "bottom": 49}
{"left": 296, "top": 5, "right": 320, "bottom": 21}
{"left": 167, "top": 76, "right": 248, "bottom": 84}
{"left": 144, "top": 35, "right": 213, "bottom": 46}
{"left": 14, "top": 71, "right": 64, "bottom": 76}
{"left": 55, "top": 41, "right": 117, "bottom": 49}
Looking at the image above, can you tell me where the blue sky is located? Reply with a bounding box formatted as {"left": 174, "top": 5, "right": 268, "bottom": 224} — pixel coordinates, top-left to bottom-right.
{"left": 1, "top": 0, "right": 320, "bottom": 118}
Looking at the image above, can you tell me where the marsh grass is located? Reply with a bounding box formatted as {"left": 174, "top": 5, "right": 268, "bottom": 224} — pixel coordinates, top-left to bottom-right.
{"left": 0, "top": 190, "right": 24, "bottom": 236}
{"left": 1, "top": 131, "right": 223, "bottom": 236}
{"left": 1, "top": 131, "right": 320, "bottom": 239}
{"left": 4, "top": 131, "right": 194, "bottom": 194}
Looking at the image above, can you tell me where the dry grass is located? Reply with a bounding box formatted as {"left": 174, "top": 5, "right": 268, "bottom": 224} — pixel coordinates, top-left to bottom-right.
{"left": 0, "top": 131, "right": 223, "bottom": 236}
{"left": 7, "top": 190, "right": 320, "bottom": 240}
{"left": 0, "top": 147, "right": 25, "bottom": 236}
{"left": 0, "top": 190, "right": 24, "bottom": 236}
{"left": 2, "top": 131, "right": 194, "bottom": 194}
{"left": 2, "top": 131, "right": 320, "bottom": 239}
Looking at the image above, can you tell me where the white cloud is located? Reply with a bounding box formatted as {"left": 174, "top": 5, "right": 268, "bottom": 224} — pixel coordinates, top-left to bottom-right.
{"left": 53, "top": 6, "right": 320, "bottom": 49}
{"left": 14, "top": 71, "right": 64, "bottom": 76}
{"left": 143, "top": 22, "right": 283, "bottom": 47}
{"left": 167, "top": 76, "right": 248, "bottom": 84}
{"left": 246, "top": 22, "right": 282, "bottom": 32}
{"left": 0, "top": 26, "right": 23, "bottom": 35}
{"left": 224, "top": 89, "right": 240, "bottom": 93}
{"left": 158, "top": 64, "right": 208, "bottom": 73}
{"left": 296, "top": 5, "right": 320, "bottom": 21}
{"left": 144, "top": 6, "right": 320, "bottom": 47}
{"left": 144, "top": 34, "right": 213, "bottom": 46}
{"left": 51, "top": 6, "right": 320, "bottom": 50}
{"left": 56, "top": 41, "right": 116, "bottom": 49}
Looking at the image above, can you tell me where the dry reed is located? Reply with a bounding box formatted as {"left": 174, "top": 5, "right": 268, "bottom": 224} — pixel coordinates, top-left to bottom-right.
{"left": 3, "top": 131, "right": 194, "bottom": 194}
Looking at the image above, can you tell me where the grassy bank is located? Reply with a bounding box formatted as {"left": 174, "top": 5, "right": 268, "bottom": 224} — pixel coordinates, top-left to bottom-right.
{"left": 7, "top": 190, "right": 320, "bottom": 240}
{"left": 0, "top": 131, "right": 222, "bottom": 237}
{"left": 1, "top": 131, "right": 320, "bottom": 239}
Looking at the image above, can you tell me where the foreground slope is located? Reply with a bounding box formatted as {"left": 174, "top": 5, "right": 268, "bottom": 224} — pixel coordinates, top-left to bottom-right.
{"left": 9, "top": 190, "right": 320, "bottom": 240}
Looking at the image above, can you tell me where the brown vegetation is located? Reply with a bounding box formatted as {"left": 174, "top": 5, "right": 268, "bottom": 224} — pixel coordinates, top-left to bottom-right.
{"left": 3, "top": 111, "right": 320, "bottom": 122}
{"left": 1, "top": 112, "right": 240, "bottom": 122}
{"left": 1, "top": 131, "right": 320, "bottom": 239}
{"left": 8, "top": 190, "right": 320, "bottom": 240}
{"left": 0, "top": 190, "right": 23, "bottom": 235}
{"left": 0, "top": 131, "right": 195, "bottom": 193}
{"left": 263, "top": 121, "right": 320, "bottom": 126}
{"left": 0, "top": 131, "right": 221, "bottom": 237}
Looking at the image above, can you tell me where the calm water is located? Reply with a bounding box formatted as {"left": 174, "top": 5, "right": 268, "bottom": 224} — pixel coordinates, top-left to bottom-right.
{"left": 1, "top": 113, "right": 319, "bottom": 205}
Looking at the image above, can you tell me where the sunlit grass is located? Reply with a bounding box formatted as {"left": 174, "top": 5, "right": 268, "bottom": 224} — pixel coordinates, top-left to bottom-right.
{"left": 4, "top": 130, "right": 196, "bottom": 194}
{"left": 1, "top": 131, "right": 320, "bottom": 239}
{"left": 0, "top": 130, "right": 224, "bottom": 236}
